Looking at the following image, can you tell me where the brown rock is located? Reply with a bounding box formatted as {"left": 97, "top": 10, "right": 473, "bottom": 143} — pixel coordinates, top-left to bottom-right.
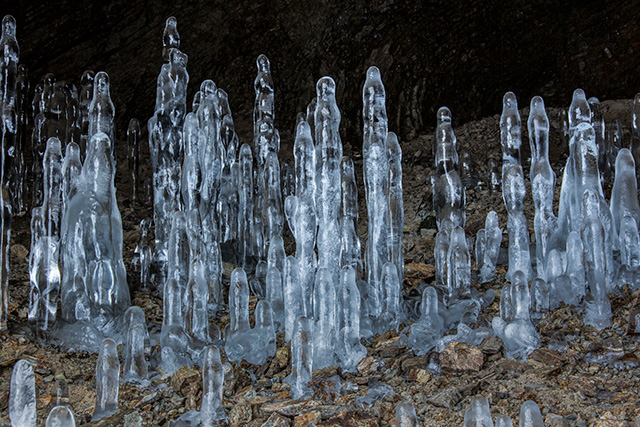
{"left": 480, "top": 335, "right": 503, "bottom": 355}
{"left": 230, "top": 400, "right": 253, "bottom": 426}
{"left": 261, "top": 399, "right": 321, "bottom": 417}
{"left": 261, "top": 413, "right": 291, "bottom": 427}
{"left": 400, "top": 355, "right": 427, "bottom": 372}
{"left": 440, "top": 342, "right": 484, "bottom": 371}
{"left": 529, "top": 348, "right": 565, "bottom": 366}
{"left": 426, "top": 387, "right": 461, "bottom": 409}
{"left": 544, "top": 414, "right": 569, "bottom": 427}
{"left": 10, "top": 244, "right": 28, "bottom": 261}
{"left": 293, "top": 410, "right": 321, "bottom": 427}
{"left": 312, "top": 365, "right": 340, "bottom": 378}
{"left": 407, "top": 368, "right": 431, "bottom": 383}
{"left": 171, "top": 365, "right": 201, "bottom": 396}
{"left": 590, "top": 412, "right": 630, "bottom": 427}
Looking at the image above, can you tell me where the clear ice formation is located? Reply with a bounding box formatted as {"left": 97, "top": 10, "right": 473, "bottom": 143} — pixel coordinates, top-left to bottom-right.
{"left": 148, "top": 19, "right": 189, "bottom": 282}
{"left": 201, "top": 346, "right": 226, "bottom": 425}
{"left": 93, "top": 338, "right": 119, "bottom": 421}
{"left": 225, "top": 267, "right": 276, "bottom": 365}
{"left": 464, "top": 396, "right": 494, "bottom": 427}
{"left": 503, "top": 163, "right": 532, "bottom": 283}
{"left": 0, "top": 15, "right": 18, "bottom": 330}
{"left": 581, "top": 190, "right": 612, "bottom": 329}
{"left": 395, "top": 399, "right": 418, "bottom": 427}
{"left": 495, "top": 415, "right": 513, "bottom": 427}
{"left": 285, "top": 315, "right": 313, "bottom": 400}
{"left": 500, "top": 92, "right": 522, "bottom": 166}
{"left": 336, "top": 265, "right": 367, "bottom": 372}
{"left": 476, "top": 211, "right": 502, "bottom": 283}
{"left": 46, "top": 406, "right": 76, "bottom": 427}
{"left": 446, "top": 226, "right": 471, "bottom": 303}
{"left": 60, "top": 132, "right": 129, "bottom": 330}
{"left": 519, "top": 400, "right": 544, "bottom": 427}
{"left": 127, "top": 118, "right": 141, "bottom": 203}
{"left": 433, "top": 107, "right": 465, "bottom": 229}
{"left": 122, "top": 306, "right": 149, "bottom": 384}
{"left": 528, "top": 96, "right": 556, "bottom": 278}
{"left": 312, "top": 267, "right": 338, "bottom": 369}
{"left": 29, "top": 136, "right": 62, "bottom": 330}
{"left": 610, "top": 148, "right": 640, "bottom": 242}
{"left": 362, "top": 67, "right": 403, "bottom": 329}
{"left": 406, "top": 286, "right": 444, "bottom": 354}
{"left": 10, "top": 359, "right": 36, "bottom": 427}
{"left": 492, "top": 271, "right": 540, "bottom": 361}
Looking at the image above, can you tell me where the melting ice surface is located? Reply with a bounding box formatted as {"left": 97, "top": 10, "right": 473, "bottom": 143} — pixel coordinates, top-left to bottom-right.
{"left": 3, "top": 11, "right": 640, "bottom": 424}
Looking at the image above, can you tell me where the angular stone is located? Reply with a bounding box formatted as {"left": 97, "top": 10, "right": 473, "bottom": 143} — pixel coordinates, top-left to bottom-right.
{"left": 480, "top": 335, "right": 503, "bottom": 355}
{"left": 261, "top": 400, "right": 321, "bottom": 416}
{"left": 440, "top": 342, "right": 484, "bottom": 371}
{"left": 545, "top": 414, "right": 570, "bottom": 427}
{"left": 171, "top": 365, "right": 201, "bottom": 396}
{"left": 407, "top": 368, "right": 431, "bottom": 383}
{"left": 293, "top": 411, "right": 320, "bottom": 427}
{"left": 400, "top": 355, "right": 426, "bottom": 372}
{"left": 590, "top": 412, "right": 631, "bottom": 427}
{"left": 230, "top": 400, "right": 252, "bottom": 426}
{"left": 261, "top": 412, "right": 291, "bottom": 427}
{"left": 426, "top": 387, "right": 461, "bottom": 409}
{"left": 529, "top": 348, "right": 565, "bottom": 366}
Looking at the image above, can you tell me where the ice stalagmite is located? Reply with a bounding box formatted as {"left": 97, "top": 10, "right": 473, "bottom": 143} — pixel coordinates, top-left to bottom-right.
{"left": 336, "top": 265, "right": 367, "bottom": 372}
{"left": 339, "top": 156, "right": 362, "bottom": 277}
{"left": 495, "top": 415, "right": 513, "bottom": 427}
{"left": 387, "top": 132, "right": 404, "bottom": 281}
{"left": 60, "top": 132, "right": 129, "bottom": 329}
{"left": 0, "top": 15, "right": 18, "bottom": 330}
{"left": 313, "top": 267, "right": 337, "bottom": 369}
{"left": 9, "top": 359, "right": 36, "bottom": 427}
{"left": 264, "top": 152, "right": 284, "bottom": 244}
{"left": 407, "top": 286, "right": 444, "bottom": 354}
{"left": 552, "top": 90, "right": 591, "bottom": 251}
{"left": 238, "top": 143, "right": 255, "bottom": 269}
{"left": 395, "top": 399, "right": 418, "bottom": 427}
{"left": 149, "top": 20, "right": 188, "bottom": 282}
{"left": 127, "top": 118, "right": 141, "bottom": 203}
{"left": 433, "top": 109, "right": 465, "bottom": 229}
{"left": 493, "top": 271, "right": 540, "bottom": 361}
{"left": 225, "top": 268, "right": 252, "bottom": 363}
{"left": 503, "top": 163, "right": 532, "bottom": 283}
{"left": 434, "top": 219, "right": 453, "bottom": 289}
{"left": 283, "top": 255, "right": 302, "bottom": 342}
{"left": 14, "top": 63, "right": 28, "bottom": 215}
{"left": 62, "top": 142, "right": 81, "bottom": 210}
{"left": 464, "top": 396, "right": 494, "bottom": 427}
{"left": 92, "top": 338, "right": 119, "bottom": 421}
{"left": 631, "top": 93, "right": 640, "bottom": 188}
{"left": 122, "top": 306, "right": 149, "bottom": 384}
{"left": 185, "top": 259, "right": 209, "bottom": 343}
{"left": 160, "top": 278, "right": 189, "bottom": 370}
{"left": 519, "top": 400, "right": 544, "bottom": 427}
{"left": 88, "top": 72, "right": 115, "bottom": 154}
{"left": 477, "top": 211, "right": 501, "bottom": 283}
{"left": 500, "top": 92, "right": 522, "bottom": 166}
{"left": 610, "top": 148, "right": 640, "bottom": 241}
{"left": 29, "top": 137, "right": 63, "bottom": 330}
{"left": 286, "top": 316, "right": 313, "bottom": 400}
{"left": 528, "top": 96, "right": 556, "bottom": 277}
{"left": 201, "top": 346, "right": 226, "bottom": 425}
{"left": 46, "top": 406, "right": 76, "bottom": 427}
{"left": 581, "top": 190, "right": 612, "bottom": 330}
{"left": 446, "top": 226, "right": 471, "bottom": 303}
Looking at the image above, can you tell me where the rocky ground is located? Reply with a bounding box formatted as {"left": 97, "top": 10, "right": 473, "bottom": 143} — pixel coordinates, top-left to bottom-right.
{"left": 1, "top": 101, "right": 640, "bottom": 426}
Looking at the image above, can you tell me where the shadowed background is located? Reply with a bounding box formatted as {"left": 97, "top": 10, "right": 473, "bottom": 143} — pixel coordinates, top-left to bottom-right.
{"left": 6, "top": 0, "right": 640, "bottom": 149}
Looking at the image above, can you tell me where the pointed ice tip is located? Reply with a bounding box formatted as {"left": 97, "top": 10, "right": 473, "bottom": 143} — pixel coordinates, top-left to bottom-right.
{"left": 366, "top": 66, "right": 381, "bottom": 80}
{"left": 574, "top": 121, "right": 596, "bottom": 143}
{"left": 530, "top": 96, "right": 545, "bottom": 111}
{"left": 3, "top": 15, "right": 16, "bottom": 32}
{"left": 46, "top": 136, "right": 62, "bottom": 153}
{"left": 437, "top": 106, "right": 452, "bottom": 123}
{"left": 166, "top": 16, "right": 177, "bottom": 27}
{"left": 257, "top": 54, "right": 271, "bottom": 71}
{"left": 616, "top": 148, "right": 635, "bottom": 170}
{"left": 200, "top": 79, "right": 216, "bottom": 96}
{"left": 317, "top": 76, "right": 336, "bottom": 97}
{"left": 573, "top": 88, "right": 586, "bottom": 100}
{"left": 128, "top": 118, "right": 140, "bottom": 132}
{"left": 296, "top": 112, "right": 306, "bottom": 125}
{"left": 94, "top": 71, "right": 110, "bottom": 94}
{"left": 503, "top": 91, "right": 518, "bottom": 109}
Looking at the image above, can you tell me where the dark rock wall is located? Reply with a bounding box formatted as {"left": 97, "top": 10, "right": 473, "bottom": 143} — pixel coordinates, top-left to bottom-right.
{"left": 8, "top": 0, "right": 640, "bottom": 148}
